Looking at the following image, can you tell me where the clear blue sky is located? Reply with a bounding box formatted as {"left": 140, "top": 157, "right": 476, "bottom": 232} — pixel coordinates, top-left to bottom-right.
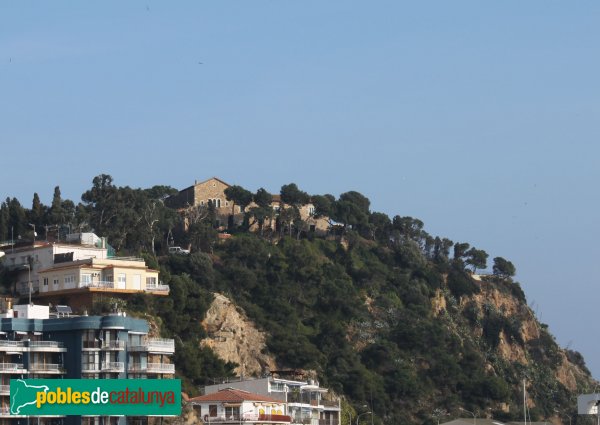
{"left": 2, "top": 2, "right": 600, "bottom": 378}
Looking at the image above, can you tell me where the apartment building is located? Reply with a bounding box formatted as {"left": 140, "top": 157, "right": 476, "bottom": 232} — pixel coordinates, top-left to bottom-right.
{"left": 0, "top": 303, "right": 175, "bottom": 425}
{"left": 204, "top": 373, "right": 340, "bottom": 425}
{"left": 1, "top": 233, "right": 168, "bottom": 310}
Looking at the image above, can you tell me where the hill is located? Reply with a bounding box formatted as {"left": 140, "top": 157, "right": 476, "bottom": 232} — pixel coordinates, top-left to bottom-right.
{"left": 0, "top": 175, "right": 594, "bottom": 424}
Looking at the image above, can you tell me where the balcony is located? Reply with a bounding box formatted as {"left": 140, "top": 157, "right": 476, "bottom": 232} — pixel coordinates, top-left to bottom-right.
{"left": 29, "top": 363, "right": 65, "bottom": 373}
{"left": 145, "top": 283, "right": 170, "bottom": 293}
{"left": 146, "top": 363, "right": 175, "bottom": 374}
{"left": 80, "top": 281, "right": 115, "bottom": 289}
{"left": 0, "top": 384, "right": 9, "bottom": 395}
{"left": 0, "top": 363, "right": 26, "bottom": 373}
{"left": 128, "top": 363, "right": 175, "bottom": 374}
{"left": 81, "top": 364, "right": 101, "bottom": 373}
{"left": 27, "top": 341, "right": 66, "bottom": 352}
{"left": 203, "top": 414, "right": 292, "bottom": 423}
{"left": 101, "top": 362, "right": 125, "bottom": 372}
{"left": 129, "top": 338, "right": 175, "bottom": 354}
{"left": 322, "top": 400, "right": 341, "bottom": 410}
{"left": 0, "top": 340, "right": 24, "bottom": 352}
{"left": 101, "top": 340, "right": 125, "bottom": 350}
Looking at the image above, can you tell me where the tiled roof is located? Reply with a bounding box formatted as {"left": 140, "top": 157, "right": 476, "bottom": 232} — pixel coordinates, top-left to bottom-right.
{"left": 189, "top": 388, "right": 282, "bottom": 403}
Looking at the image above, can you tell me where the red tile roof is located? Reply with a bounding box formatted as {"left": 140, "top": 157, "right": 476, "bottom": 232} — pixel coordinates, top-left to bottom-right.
{"left": 188, "top": 388, "right": 282, "bottom": 403}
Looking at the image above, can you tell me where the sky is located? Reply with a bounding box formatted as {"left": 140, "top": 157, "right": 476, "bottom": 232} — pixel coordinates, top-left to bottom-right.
{"left": 1, "top": 2, "right": 600, "bottom": 378}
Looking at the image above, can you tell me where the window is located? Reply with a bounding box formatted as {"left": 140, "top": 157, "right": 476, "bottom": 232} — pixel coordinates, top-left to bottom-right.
{"left": 146, "top": 277, "right": 157, "bottom": 286}
{"left": 217, "top": 199, "right": 221, "bottom": 208}
{"left": 117, "top": 274, "right": 126, "bottom": 289}
{"left": 53, "top": 278, "right": 59, "bottom": 286}
{"left": 81, "top": 274, "right": 92, "bottom": 286}
{"left": 43, "top": 278, "right": 49, "bottom": 286}
{"left": 209, "top": 405, "right": 217, "bottom": 417}
{"left": 225, "top": 406, "right": 239, "bottom": 419}
{"left": 64, "top": 275, "right": 75, "bottom": 286}
{"left": 308, "top": 206, "right": 315, "bottom": 216}
{"left": 106, "top": 274, "right": 113, "bottom": 283}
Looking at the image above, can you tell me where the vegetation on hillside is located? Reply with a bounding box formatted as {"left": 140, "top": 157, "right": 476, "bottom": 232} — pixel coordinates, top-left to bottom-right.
{"left": 0, "top": 175, "right": 593, "bottom": 424}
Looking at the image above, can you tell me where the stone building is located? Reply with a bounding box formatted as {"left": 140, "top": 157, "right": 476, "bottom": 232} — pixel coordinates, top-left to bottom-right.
{"left": 166, "top": 177, "right": 329, "bottom": 234}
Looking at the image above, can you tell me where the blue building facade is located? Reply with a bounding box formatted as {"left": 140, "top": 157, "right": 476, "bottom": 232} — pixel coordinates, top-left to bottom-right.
{"left": 0, "top": 305, "right": 175, "bottom": 425}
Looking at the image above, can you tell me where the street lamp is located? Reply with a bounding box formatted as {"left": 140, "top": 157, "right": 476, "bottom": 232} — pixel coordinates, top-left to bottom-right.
{"left": 460, "top": 408, "right": 476, "bottom": 425}
{"left": 356, "top": 411, "right": 371, "bottom": 425}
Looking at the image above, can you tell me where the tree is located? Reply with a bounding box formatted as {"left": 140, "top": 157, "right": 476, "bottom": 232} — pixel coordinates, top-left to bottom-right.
{"left": 50, "top": 186, "right": 64, "bottom": 224}
{"left": 311, "top": 194, "right": 335, "bottom": 219}
{"left": 453, "top": 242, "right": 470, "bottom": 261}
{"left": 224, "top": 185, "right": 253, "bottom": 228}
{"left": 465, "top": 248, "right": 488, "bottom": 273}
{"left": 280, "top": 183, "right": 310, "bottom": 206}
{"left": 493, "top": 257, "right": 516, "bottom": 279}
{"left": 253, "top": 188, "right": 273, "bottom": 208}
{"left": 30, "top": 193, "right": 45, "bottom": 229}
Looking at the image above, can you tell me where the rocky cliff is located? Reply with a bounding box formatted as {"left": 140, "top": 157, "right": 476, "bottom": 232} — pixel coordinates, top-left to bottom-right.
{"left": 200, "top": 293, "right": 277, "bottom": 376}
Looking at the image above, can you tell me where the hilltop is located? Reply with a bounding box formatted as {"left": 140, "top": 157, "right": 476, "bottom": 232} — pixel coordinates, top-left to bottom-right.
{"left": 0, "top": 175, "right": 594, "bottom": 424}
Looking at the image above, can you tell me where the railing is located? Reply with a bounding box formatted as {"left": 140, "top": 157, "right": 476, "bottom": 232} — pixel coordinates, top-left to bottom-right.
{"left": 80, "top": 281, "right": 115, "bottom": 289}
{"left": 145, "top": 283, "right": 170, "bottom": 292}
{"left": 0, "top": 363, "right": 24, "bottom": 372}
{"left": 129, "top": 338, "right": 175, "bottom": 353}
{"left": 322, "top": 400, "right": 341, "bottom": 409}
{"left": 202, "top": 414, "right": 292, "bottom": 423}
{"left": 287, "top": 393, "right": 322, "bottom": 406}
{"left": 128, "top": 363, "right": 175, "bottom": 373}
{"left": 28, "top": 341, "right": 64, "bottom": 349}
{"left": 102, "top": 340, "right": 125, "bottom": 350}
{"left": 0, "top": 341, "right": 23, "bottom": 348}
{"left": 82, "top": 364, "right": 101, "bottom": 373}
{"left": 101, "top": 362, "right": 124, "bottom": 372}
{"left": 0, "top": 385, "right": 9, "bottom": 394}
{"left": 146, "top": 363, "right": 175, "bottom": 373}
{"left": 0, "top": 406, "right": 9, "bottom": 415}
{"left": 29, "top": 363, "right": 64, "bottom": 372}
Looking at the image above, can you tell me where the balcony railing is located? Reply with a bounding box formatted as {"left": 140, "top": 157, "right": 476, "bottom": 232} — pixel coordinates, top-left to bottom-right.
{"left": 102, "top": 340, "right": 125, "bottom": 350}
{"left": 29, "top": 363, "right": 64, "bottom": 373}
{"left": 82, "top": 364, "right": 101, "bottom": 373}
{"left": 101, "top": 362, "right": 124, "bottom": 372}
{"left": 128, "top": 363, "right": 175, "bottom": 373}
{"left": 83, "top": 340, "right": 102, "bottom": 349}
{"left": 0, "top": 384, "right": 9, "bottom": 394}
{"left": 0, "top": 341, "right": 23, "bottom": 348}
{"left": 129, "top": 338, "right": 175, "bottom": 353}
{"left": 145, "top": 283, "right": 170, "bottom": 293}
{"left": 28, "top": 341, "right": 65, "bottom": 349}
{"left": 0, "top": 363, "right": 25, "bottom": 372}
{"left": 322, "top": 400, "right": 341, "bottom": 409}
{"left": 80, "top": 281, "right": 115, "bottom": 289}
{"left": 146, "top": 363, "right": 175, "bottom": 373}
{"left": 287, "top": 393, "right": 322, "bottom": 406}
{"left": 203, "top": 414, "right": 292, "bottom": 423}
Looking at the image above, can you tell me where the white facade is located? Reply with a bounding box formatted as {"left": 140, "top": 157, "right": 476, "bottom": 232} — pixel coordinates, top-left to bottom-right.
{"left": 204, "top": 376, "right": 339, "bottom": 425}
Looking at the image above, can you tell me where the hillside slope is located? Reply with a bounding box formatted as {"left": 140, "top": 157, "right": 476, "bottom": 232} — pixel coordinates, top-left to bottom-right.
{"left": 155, "top": 234, "right": 594, "bottom": 425}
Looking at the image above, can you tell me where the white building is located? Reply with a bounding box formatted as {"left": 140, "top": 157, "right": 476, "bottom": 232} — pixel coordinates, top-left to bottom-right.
{"left": 204, "top": 375, "right": 340, "bottom": 425}
{"left": 189, "top": 388, "right": 291, "bottom": 425}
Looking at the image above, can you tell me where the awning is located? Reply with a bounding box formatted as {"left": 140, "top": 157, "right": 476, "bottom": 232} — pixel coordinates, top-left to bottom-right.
{"left": 33, "top": 332, "right": 42, "bottom": 336}
{"left": 15, "top": 331, "right": 27, "bottom": 335}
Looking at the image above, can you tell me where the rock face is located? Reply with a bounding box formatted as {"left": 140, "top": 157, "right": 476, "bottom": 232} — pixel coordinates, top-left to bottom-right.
{"left": 200, "top": 293, "right": 277, "bottom": 376}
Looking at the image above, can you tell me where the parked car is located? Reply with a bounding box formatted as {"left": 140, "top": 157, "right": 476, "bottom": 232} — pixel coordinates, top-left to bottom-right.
{"left": 168, "top": 246, "right": 190, "bottom": 255}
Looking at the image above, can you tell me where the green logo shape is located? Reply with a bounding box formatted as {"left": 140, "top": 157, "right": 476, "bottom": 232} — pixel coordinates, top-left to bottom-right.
{"left": 10, "top": 379, "right": 181, "bottom": 416}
